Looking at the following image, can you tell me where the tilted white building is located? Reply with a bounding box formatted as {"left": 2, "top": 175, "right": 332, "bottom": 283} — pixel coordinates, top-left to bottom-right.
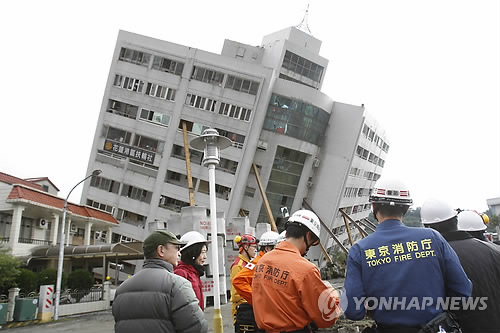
{"left": 81, "top": 26, "right": 390, "bottom": 267}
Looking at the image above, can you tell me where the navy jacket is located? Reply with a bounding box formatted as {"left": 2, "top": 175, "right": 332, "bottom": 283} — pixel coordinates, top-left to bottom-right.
{"left": 344, "top": 219, "right": 472, "bottom": 327}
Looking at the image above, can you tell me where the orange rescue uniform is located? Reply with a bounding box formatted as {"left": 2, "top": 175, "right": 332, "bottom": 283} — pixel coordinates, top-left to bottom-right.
{"left": 252, "top": 241, "right": 340, "bottom": 332}
{"left": 230, "top": 254, "right": 251, "bottom": 319}
{"left": 232, "top": 250, "right": 265, "bottom": 305}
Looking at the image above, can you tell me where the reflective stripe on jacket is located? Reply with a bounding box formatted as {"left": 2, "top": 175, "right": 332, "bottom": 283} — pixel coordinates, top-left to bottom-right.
{"left": 230, "top": 254, "right": 251, "bottom": 318}
{"left": 252, "top": 241, "right": 340, "bottom": 332}
{"left": 233, "top": 250, "right": 265, "bottom": 305}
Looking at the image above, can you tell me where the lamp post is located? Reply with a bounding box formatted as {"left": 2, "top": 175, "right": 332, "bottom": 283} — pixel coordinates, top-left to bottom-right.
{"left": 53, "top": 169, "right": 102, "bottom": 321}
{"left": 191, "top": 129, "right": 231, "bottom": 333}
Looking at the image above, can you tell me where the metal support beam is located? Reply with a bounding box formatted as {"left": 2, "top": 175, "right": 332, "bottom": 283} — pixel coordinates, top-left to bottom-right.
{"left": 338, "top": 209, "right": 369, "bottom": 238}
{"left": 302, "top": 199, "right": 349, "bottom": 255}
{"left": 358, "top": 219, "right": 376, "bottom": 233}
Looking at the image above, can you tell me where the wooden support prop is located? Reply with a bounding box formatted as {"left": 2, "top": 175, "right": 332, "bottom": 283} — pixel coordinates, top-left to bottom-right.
{"left": 341, "top": 212, "right": 355, "bottom": 246}
{"left": 182, "top": 121, "right": 195, "bottom": 206}
{"left": 252, "top": 163, "right": 277, "bottom": 232}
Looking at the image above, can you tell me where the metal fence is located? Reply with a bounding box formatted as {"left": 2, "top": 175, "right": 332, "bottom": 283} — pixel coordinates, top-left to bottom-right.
{"left": 59, "top": 285, "right": 103, "bottom": 304}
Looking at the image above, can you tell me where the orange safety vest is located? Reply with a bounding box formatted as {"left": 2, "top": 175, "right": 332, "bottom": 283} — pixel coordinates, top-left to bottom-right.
{"left": 232, "top": 250, "right": 265, "bottom": 305}
{"left": 230, "top": 254, "right": 251, "bottom": 318}
{"left": 252, "top": 241, "right": 340, "bottom": 332}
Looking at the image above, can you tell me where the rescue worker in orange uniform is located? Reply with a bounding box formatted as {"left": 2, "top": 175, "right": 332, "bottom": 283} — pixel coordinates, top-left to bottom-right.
{"left": 232, "top": 231, "right": 281, "bottom": 333}
{"left": 230, "top": 234, "right": 258, "bottom": 326}
{"left": 233, "top": 231, "right": 281, "bottom": 305}
{"left": 252, "top": 210, "right": 341, "bottom": 332}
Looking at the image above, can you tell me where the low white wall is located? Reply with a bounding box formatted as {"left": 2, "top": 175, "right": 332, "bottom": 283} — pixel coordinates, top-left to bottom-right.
{"left": 59, "top": 300, "right": 108, "bottom": 317}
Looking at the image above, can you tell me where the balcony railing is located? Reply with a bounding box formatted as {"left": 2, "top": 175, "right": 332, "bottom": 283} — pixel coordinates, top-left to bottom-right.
{"left": 18, "top": 238, "right": 50, "bottom": 245}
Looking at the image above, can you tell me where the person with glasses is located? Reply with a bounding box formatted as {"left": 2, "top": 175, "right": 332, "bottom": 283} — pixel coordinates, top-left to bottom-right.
{"left": 230, "top": 234, "right": 258, "bottom": 326}
{"left": 174, "top": 231, "right": 210, "bottom": 310}
{"left": 252, "top": 210, "right": 341, "bottom": 332}
{"left": 112, "top": 230, "right": 207, "bottom": 333}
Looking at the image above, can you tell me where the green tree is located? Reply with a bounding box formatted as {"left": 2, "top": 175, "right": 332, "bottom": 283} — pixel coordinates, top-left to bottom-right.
{"left": 38, "top": 268, "right": 67, "bottom": 290}
{"left": 67, "top": 269, "right": 94, "bottom": 302}
{"left": 16, "top": 268, "right": 38, "bottom": 293}
{"left": 367, "top": 208, "right": 423, "bottom": 228}
{"left": 67, "top": 269, "right": 93, "bottom": 291}
{"left": 0, "top": 247, "right": 21, "bottom": 293}
{"left": 402, "top": 207, "right": 422, "bottom": 228}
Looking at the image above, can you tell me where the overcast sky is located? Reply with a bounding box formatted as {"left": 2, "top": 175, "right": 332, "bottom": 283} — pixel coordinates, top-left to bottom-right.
{"left": 1, "top": 0, "right": 498, "bottom": 212}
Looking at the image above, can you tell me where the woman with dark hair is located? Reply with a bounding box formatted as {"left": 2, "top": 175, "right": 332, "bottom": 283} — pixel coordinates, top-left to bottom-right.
{"left": 174, "top": 231, "right": 209, "bottom": 310}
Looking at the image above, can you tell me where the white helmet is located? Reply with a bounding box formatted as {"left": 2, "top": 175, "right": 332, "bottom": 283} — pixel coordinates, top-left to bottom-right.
{"left": 421, "top": 198, "right": 458, "bottom": 224}
{"left": 457, "top": 210, "right": 487, "bottom": 231}
{"left": 287, "top": 209, "right": 320, "bottom": 239}
{"left": 259, "top": 231, "right": 280, "bottom": 246}
{"left": 277, "top": 230, "right": 287, "bottom": 243}
{"left": 369, "top": 177, "right": 413, "bottom": 206}
{"left": 180, "top": 231, "right": 209, "bottom": 252}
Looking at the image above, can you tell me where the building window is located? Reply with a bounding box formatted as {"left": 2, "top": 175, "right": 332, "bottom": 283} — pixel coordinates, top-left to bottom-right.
{"left": 152, "top": 56, "right": 184, "bottom": 76}
{"left": 113, "top": 74, "right": 145, "bottom": 92}
{"left": 90, "top": 176, "right": 120, "bottom": 193}
{"left": 257, "top": 146, "right": 306, "bottom": 225}
{"left": 119, "top": 47, "right": 151, "bottom": 67}
{"left": 225, "top": 75, "right": 259, "bottom": 95}
{"left": 263, "top": 94, "right": 329, "bottom": 146}
{"left": 133, "top": 134, "right": 159, "bottom": 152}
{"left": 86, "top": 199, "right": 114, "bottom": 213}
{"left": 107, "top": 100, "right": 138, "bottom": 119}
{"left": 217, "top": 157, "right": 238, "bottom": 174}
{"left": 215, "top": 128, "right": 245, "bottom": 149}
{"left": 244, "top": 187, "right": 256, "bottom": 198}
{"left": 185, "top": 93, "right": 217, "bottom": 112}
{"left": 198, "top": 180, "right": 231, "bottom": 200}
{"left": 105, "top": 126, "right": 132, "bottom": 144}
{"left": 116, "top": 209, "right": 146, "bottom": 226}
{"left": 139, "top": 109, "right": 170, "bottom": 127}
{"left": 282, "top": 51, "right": 324, "bottom": 84}
{"left": 121, "top": 184, "right": 152, "bottom": 203}
{"left": 171, "top": 144, "right": 203, "bottom": 165}
{"left": 145, "top": 83, "right": 176, "bottom": 101}
{"left": 191, "top": 66, "right": 224, "bottom": 85}
{"left": 218, "top": 102, "right": 252, "bottom": 122}
{"left": 159, "top": 195, "right": 189, "bottom": 212}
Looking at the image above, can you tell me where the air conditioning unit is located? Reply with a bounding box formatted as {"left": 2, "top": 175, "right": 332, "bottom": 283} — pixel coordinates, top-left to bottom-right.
{"left": 257, "top": 140, "right": 268, "bottom": 150}
{"left": 70, "top": 224, "right": 77, "bottom": 234}
{"left": 37, "top": 218, "right": 48, "bottom": 229}
{"left": 306, "top": 181, "right": 313, "bottom": 188}
{"left": 313, "top": 158, "right": 320, "bottom": 168}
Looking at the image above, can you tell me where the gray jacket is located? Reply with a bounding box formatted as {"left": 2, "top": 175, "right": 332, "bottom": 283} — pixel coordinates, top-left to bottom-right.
{"left": 112, "top": 258, "right": 208, "bottom": 333}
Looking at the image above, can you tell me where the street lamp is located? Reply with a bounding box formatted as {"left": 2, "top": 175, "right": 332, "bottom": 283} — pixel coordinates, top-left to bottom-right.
{"left": 191, "top": 129, "right": 231, "bottom": 333}
{"left": 53, "top": 169, "right": 102, "bottom": 320}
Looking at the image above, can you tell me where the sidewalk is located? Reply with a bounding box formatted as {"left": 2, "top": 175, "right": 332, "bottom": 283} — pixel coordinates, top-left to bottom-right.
{"left": 205, "top": 302, "right": 234, "bottom": 332}
{"left": 0, "top": 302, "right": 234, "bottom": 332}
